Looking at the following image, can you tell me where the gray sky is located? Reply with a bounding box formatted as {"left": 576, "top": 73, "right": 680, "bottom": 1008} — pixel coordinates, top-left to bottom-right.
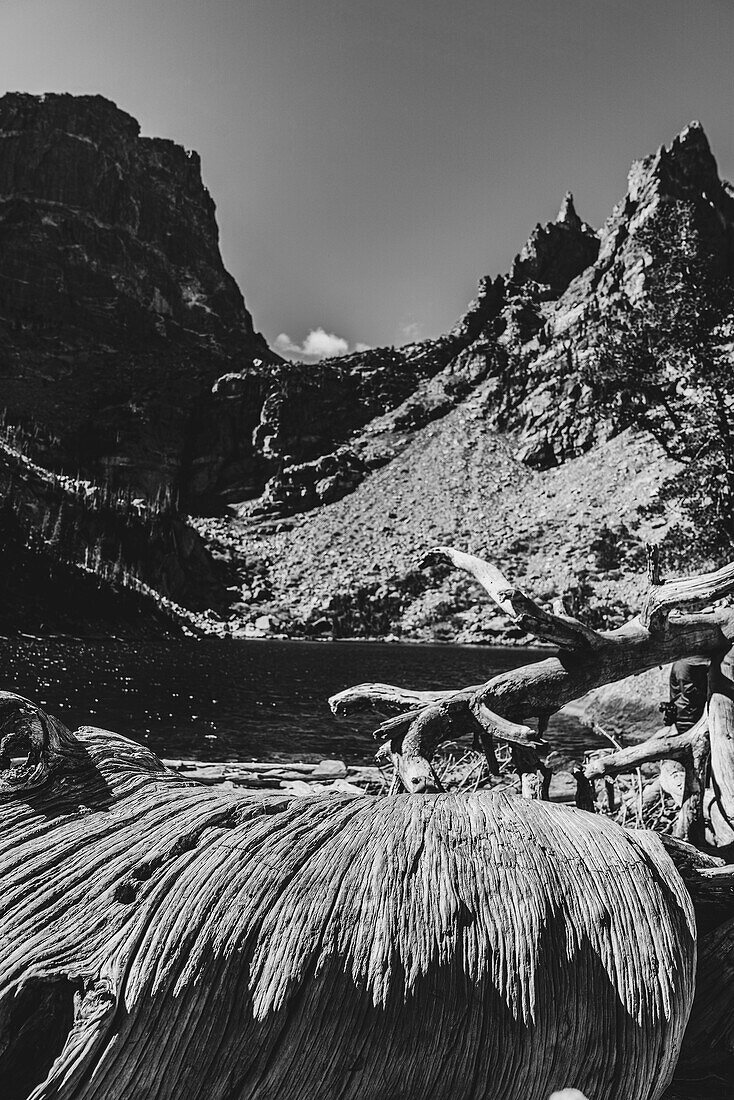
{"left": 3, "top": 0, "right": 734, "bottom": 358}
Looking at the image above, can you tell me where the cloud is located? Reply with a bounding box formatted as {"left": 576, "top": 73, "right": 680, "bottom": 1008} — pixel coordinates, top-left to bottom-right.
{"left": 400, "top": 321, "right": 422, "bottom": 342}
{"left": 302, "top": 328, "right": 349, "bottom": 358}
{"left": 274, "top": 328, "right": 371, "bottom": 362}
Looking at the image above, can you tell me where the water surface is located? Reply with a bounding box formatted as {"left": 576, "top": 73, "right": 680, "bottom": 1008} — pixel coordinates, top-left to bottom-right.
{"left": 0, "top": 636, "right": 603, "bottom": 764}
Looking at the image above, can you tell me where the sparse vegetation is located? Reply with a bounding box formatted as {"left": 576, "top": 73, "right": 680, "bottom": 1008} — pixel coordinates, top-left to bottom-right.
{"left": 588, "top": 211, "right": 734, "bottom": 557}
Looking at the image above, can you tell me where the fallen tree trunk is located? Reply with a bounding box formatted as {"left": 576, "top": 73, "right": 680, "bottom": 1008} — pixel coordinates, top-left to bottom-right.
{"left": 0, "top": 692, "right": 699, "bottom": 1100}
{"left": 329, "top": 547, "right": 734, "bottom": 854}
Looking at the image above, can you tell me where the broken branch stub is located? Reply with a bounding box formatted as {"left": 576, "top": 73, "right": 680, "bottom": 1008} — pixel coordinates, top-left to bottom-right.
{"left": 640, "top": 558, "right": 734, "bottom": 634}
{"left": 582, "top": 718, "right": 710, "bottom": 845}
{"left": 420, "top": 547, "right": 604, "bottom": 650}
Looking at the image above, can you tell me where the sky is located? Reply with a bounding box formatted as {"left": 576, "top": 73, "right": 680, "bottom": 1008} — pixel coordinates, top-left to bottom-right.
{"left": 2, "top": 0, "right": 734, "bottom": 360}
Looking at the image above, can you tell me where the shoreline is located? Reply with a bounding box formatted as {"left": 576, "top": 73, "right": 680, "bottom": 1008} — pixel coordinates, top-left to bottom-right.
{"left": 0, "top": 624, "right": 553, "bottom": 650}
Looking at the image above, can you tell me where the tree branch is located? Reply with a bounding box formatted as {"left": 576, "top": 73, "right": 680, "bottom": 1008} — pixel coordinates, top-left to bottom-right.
{"left": 329, "top": 683, "right": 458, "bottom": 719}
{"left": 420, "top": 546, "right": 604, "bottom": 650}
{"left": 333, "top": 546, "right": 734, "bottom": 796}
{"left": 640, "top": 558, "right": 734, "bottom": 633}
{"left": 583, "top": 723, "right": 706, "bottom": 780}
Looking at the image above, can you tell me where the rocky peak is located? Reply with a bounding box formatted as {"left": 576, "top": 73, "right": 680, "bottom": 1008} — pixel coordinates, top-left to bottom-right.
{"left": 626, "top": 120, "right": 726, "bottom": 207}
{"left": 448, "top": 275, "right": 505, "bottom": 342}
{"left": 555, "top": 190, "right": 585, "bottom": 231}
{"left": 507, "top": 194, "right": 599, "bottom": 297}
{"left": 598, "top": 122, "right": 734, "bottom": 277}
{"left": 0, "top": 92, "right": 276, "bottom": 500}
{"left": 502, "top": 120, "right": 734, "bottom": 470}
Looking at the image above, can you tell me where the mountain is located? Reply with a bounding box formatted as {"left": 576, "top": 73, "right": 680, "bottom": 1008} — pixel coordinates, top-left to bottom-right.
{"left": 195, "top": 121, "right": 734, "bottom": 642}
{"left": 222, "top": 123, "right": 733, "bottom": 515}
{"left": 0, "top": 92, "right": 494, "bottom": 512}
{"left": 0, "top": 92, "right": 276, "bottom": 504}
{"left": 2, "top": 100, "right": 733, "bottom": 642}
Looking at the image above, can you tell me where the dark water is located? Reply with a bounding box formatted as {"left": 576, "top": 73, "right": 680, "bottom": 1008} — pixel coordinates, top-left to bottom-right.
{"left": 0, "top": 636, "right": 603, "bottom": 765}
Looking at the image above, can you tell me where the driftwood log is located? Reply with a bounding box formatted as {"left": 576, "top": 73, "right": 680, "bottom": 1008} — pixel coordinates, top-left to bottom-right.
{"left": 330, "top": 546, "right": 734, "bottom": 854}
{"left": 0, "top": 691, "right": 707, "bottom": 1100}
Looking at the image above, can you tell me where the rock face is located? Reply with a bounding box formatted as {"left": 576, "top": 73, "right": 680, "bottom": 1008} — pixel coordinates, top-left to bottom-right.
{"left": 193, "top": 121, "right": 734, "bottom": 642}
{"left": 0, "top": 92, "right": 274, "bottom": 499}
{"left": 187, "top": 350, "right": 452, "bottom": 507}
{"left": 234, "top": 122, "right": 734, "bottom": 520}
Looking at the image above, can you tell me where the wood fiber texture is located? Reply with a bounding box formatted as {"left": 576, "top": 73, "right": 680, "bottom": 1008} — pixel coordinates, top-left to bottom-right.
{"left": 0, "top": 722, "right": 695, "bottom": 1100}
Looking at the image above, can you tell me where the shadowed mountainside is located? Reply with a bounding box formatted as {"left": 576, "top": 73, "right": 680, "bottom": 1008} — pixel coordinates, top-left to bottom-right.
{"left": 0, "top": 92, "right": 276, "bottom": 503}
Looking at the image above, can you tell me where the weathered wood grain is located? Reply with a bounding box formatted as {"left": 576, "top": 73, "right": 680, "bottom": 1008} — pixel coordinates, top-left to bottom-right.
{"left": 0, "top": 694, "right": 695, "bottom": 1100}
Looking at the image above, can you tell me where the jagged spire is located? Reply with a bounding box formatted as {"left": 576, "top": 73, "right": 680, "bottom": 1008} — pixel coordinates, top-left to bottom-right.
{"left": 556, "top": 191, "right": 581, "bottom": 229}
{"left": 677, "top": 119, "right": 707, "bottom": 146}
{"left": 627, "top": 119, "right": 721, "bottom": 206}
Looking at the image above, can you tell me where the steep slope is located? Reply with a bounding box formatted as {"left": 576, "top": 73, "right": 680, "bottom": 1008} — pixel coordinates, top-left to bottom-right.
{"left": 202, "top": 413, "right": 678, "bottom": 641}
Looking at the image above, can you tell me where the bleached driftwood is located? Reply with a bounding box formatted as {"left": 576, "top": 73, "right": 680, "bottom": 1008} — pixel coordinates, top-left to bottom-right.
{"left": 330, "top": 547, "right": 734, "bottom": 850}
{"left": 583, "top": 718, "right": 710, "bottom": 844}
{"left": 0, "top": 691, "right": 697, "bottom": 1100}
{"left": 160, "top": 757, "right": 378, "bottom": 787}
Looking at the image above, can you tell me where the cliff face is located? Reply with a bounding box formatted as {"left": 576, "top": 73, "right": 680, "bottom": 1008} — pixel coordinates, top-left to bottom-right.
{"left": 0, "top": 92, "right": 274, "bottom": 499}
{"left": 498, "top": 122, "right": 734, "bottom": 469}
{"left": 194, "top": 344, "right": 467, "bottom": 510}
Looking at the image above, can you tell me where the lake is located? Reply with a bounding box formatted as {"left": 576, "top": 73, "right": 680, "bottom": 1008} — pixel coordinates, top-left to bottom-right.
{"left": 0, "top": 635, "right": 604, "bottom": 765}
